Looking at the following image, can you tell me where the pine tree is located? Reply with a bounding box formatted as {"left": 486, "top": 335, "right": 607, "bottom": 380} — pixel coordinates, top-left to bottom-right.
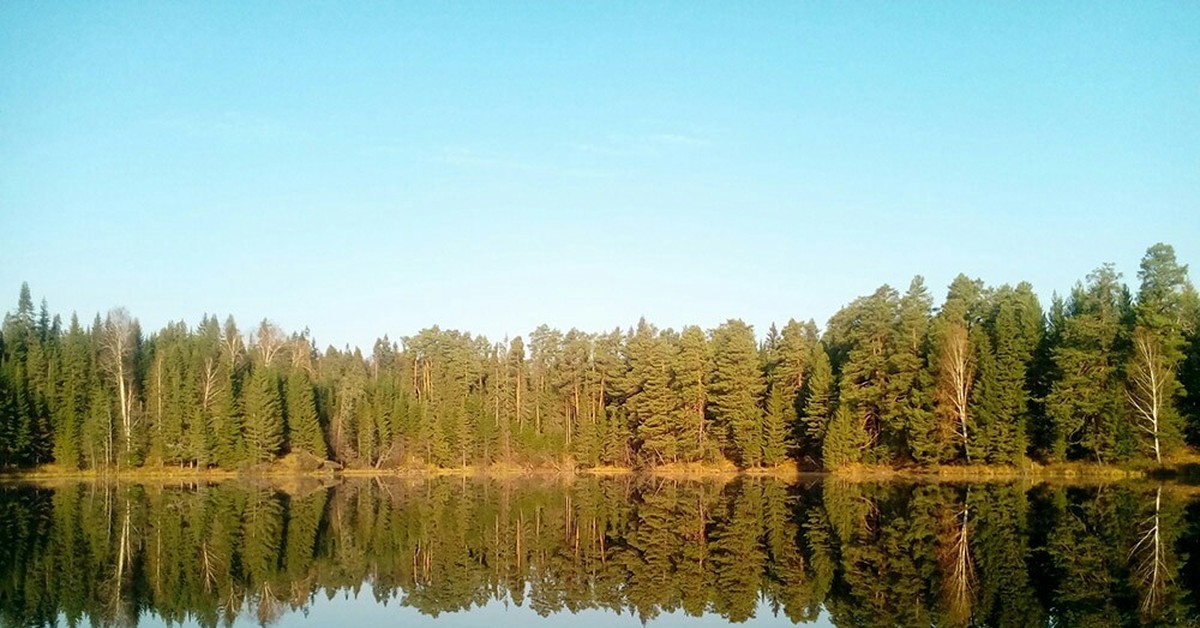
{"left": 708, "top": 320, "right": 765, "bottom": 467}
{"left": 826, "top": 286, "right": 898, "bottom": 463}
{"left": 891, "top": 277, "right": 934, "bottom": 463}
{"left": 761, "top": 385, "right": 789, "bottom": 466}
{"left": 761, "top": 319, "right": 814, "bottom": 466}
{"left": 821, "top": 406, "right": 866, "bottom": 470}
{"left": 1181, "top": 287, "right": 1200, "bottom": 446}
{"left": 798, "top": 343, "right": 834, "bottom": 464}
{"left": 212, "top": 318, "right": 245, "bottom": 467}
{"left": 1045, "top": 265, "right": 1132, "bottom": 462}
{"left": 970, "top": 327, "right": 1004, "bottom": 462}
{"left": 971, "top": 285, "right": 1041, "bottom": 465}
{"left": 928, "top": 275, "right": 986, "bottom": 464}
{"left": 673, "top": 325, "right": 710, "bottom": 462}
{"left": 243, "top": 367, "right": 284, "bottom": 463}
{"left": 51, "top": 315, "right": 90, "bottom": 469}
{"left": 624, "top": 321, "right": 678, "bottom": 465}
{"left": 1127, "top": 243, "right": 1191, "bottom": 462}
{"left": 286, "top": 368, "right": 326, "bottom": 459}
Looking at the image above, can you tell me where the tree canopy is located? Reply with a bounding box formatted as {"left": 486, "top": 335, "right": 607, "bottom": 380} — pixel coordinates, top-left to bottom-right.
{"left": 1, "top": 243, "right": 1196, "bottom": 471}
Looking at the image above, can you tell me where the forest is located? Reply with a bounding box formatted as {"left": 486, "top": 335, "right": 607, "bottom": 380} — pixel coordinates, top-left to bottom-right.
{"left": 1, "top": 243, "right": 1198, "bottom": 472}
{"left": 0, "top": 477, "right": 1196, "bottom": 627}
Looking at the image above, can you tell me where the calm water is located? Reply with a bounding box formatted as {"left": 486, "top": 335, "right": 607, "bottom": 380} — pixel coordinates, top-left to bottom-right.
{"left": 0, "top": 477, "right": 1197, "bottom": 627}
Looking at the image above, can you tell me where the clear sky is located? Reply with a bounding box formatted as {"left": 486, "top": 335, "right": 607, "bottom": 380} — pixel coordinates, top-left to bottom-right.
{"left": 2, "top": 2, "right": 1197, "bottom": 349}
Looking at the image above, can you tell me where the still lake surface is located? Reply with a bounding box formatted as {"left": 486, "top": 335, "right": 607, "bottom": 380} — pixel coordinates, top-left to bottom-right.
{"left": 0, "top": 476, "right": 1197, "bottom": 627}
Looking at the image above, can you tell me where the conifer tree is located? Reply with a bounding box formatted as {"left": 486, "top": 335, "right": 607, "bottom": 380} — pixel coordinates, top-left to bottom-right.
{"left": 51, "top": 315, "right": 90, "bottom": 469}
{"left": 1127, "top": 243, "right": 1191, "bottom": 462}
{"left": 826, "top": 286, "right": 898, "bottom": 463}
{"left": 708, "top": 320, "right": 765, "bottom": 467}
{"left": 761, "top": 319, "right": 814, "bottom": 466}
{"left": 891, "top": 277, "right": 934, "bottom": 463}
{"left": 243, "top": 367, "right": 284, "bottom": 463}
{"left": 286, "top": 368, "right": 326, "bottom": 459}
{"left": 624, "top": 321, "right": 678, "bottom": 464}
{"left": 798, "top": 343, "right": 834, "bottom": 464}
{"left": 928, "top": 275, "right": 985, "bottom": 463}
{"left": 673, "top": 325, "right": 710, "bottom": 462}
{"left": 1045, "top": 265, "right": 1132, "bottom": 462}
{"left": 821, "top": 406, "right": 865, "bottom": 470}
{"left": 971, "top": 285, "right": 1041, "bottom": 464}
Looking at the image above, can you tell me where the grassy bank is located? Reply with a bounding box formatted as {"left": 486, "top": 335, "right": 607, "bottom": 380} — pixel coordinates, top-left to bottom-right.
{"left": 829, "top": 451, "right": 1200, "bottom": 482}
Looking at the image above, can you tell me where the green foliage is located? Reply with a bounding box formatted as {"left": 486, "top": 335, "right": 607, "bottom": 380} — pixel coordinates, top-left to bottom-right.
{"left": 826, "top": 286, "right": 900, "bottom": 463}
{"left": 708, "top": 320, "right": 765, "bottom": 467}
{"left": 0, "top": 475, "right": 1197, "bottom": 626}
{"left": 1045, "top": 265, "right": 1133, "bottom": 462}
{"left": 821, "top": 406, "right": 865, "bottom": 470}
{"left": 243, "top": 367, "right": 284, "bottom": 463}
{"left": 798, "top": 343, "right": 834, "bottom": 463}
{"left": 286, "top": 368, "right": 326, "bottom": 458}
{"left": 0, "top": 241, "right": 1195, "bottom": 472}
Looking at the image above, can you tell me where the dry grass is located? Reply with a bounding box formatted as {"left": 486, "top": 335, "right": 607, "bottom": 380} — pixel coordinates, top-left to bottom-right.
{"left": 8, "top": 449, "right": 1198, "bottom": 484}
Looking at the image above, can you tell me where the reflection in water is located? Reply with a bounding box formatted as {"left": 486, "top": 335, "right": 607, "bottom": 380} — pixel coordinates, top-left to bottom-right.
{"left": 0, "top": 477, "right": 1197, "bottom": 627}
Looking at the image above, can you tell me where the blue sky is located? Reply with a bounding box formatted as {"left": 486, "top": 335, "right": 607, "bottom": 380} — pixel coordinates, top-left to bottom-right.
{"left": 2, "top": 2, "right": 1197, "bottom": 349}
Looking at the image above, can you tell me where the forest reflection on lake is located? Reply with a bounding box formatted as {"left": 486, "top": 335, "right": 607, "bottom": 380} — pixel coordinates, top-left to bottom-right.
{"left": 0, "top": 477, "right": 1198, "bottom": 628}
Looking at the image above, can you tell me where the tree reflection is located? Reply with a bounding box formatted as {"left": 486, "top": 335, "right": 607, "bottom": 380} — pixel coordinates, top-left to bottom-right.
{"left": 0, "top": 478, "right": 1196, "bottom": 627}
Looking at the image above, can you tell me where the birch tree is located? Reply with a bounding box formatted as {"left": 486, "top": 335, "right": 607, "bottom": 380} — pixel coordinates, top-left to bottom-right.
{"left": 99, "top": 308, "right": 138, "bottom": 460}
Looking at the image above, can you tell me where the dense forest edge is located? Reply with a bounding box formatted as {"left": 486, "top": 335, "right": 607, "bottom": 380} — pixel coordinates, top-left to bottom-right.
{"left": 2, "top": 243, "right": 1199, "bottom": 478}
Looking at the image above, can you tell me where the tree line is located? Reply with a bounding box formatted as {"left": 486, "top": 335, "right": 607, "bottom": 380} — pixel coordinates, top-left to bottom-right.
{"left": 0, "top": 477, "right": 1194, "bottom": 627}
{"left": 1, "top": 242, "right": 1197, "bottom": 471}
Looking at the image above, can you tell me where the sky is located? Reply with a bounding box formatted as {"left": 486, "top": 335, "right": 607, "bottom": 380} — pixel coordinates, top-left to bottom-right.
{"left": 136, "top": 583, "right": 831, "bottom": 627}
{"left": 2, "top": 2, "right": 1197, "bottom": 350}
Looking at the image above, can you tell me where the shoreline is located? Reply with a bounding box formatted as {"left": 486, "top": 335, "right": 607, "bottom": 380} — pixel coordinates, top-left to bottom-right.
{"left": 2, "top": 458, "right": 1196, "bottom": 484}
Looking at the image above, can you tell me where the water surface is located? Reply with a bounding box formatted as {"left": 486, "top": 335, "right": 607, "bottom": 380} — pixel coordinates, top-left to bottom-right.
{"left": 1, "top": 476, "right": 1197, "bottom": 627}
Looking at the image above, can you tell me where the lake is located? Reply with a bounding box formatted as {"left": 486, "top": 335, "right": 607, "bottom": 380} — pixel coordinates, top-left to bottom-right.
{"left": 0, "top": 476, "right": 1197, "bottom": 627}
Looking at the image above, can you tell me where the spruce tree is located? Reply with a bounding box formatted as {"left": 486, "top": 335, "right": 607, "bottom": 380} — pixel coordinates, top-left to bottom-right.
{"left": 761, "top": 384, "right": 789, "bottom": 466}
{"left": 890, "top": 277, "right": 934, "bottom": 463}
{"left": 821, "top": 406, "right": 865, "bottom": 470}
{"left": 1045, "top": 265, "right": 1132, "bottom": 462}
{"left": 1127, "top": 243, "right": 1191, "bottom": 462}
{"left": 972, "top": 285, "right": 1041, "bottom": 465}
{"left": 286, "top": 368, "right": 327, "bottom": 459}
{"left": 243, "top": 367, "right": 284, "bottom": 463}
{"left": 51, "top": 315, "right": 90, "bottom": 469}
{"left": 798, "top": 344, "right": 834, "bottom": 464}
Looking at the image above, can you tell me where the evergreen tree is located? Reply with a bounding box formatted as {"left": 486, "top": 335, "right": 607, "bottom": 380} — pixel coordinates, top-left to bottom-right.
{"left": 243, "top": 367, "right": 284, "bottom": 463}
{"left": 1045, "top": 265, "right": 1133, "bottom": 462}
{"left": 50, "top": 315, "right": 90, "bottom": 469}
{"left": 891, "top": 277, "right": 934, "bottom": 463}
{"left": 798, "top": 343, "right": 834, "bottom": 465}
{"left": 708, "top": 320, "right": 765, "bottom": 467}
{"left": 673, "top": 325, "right": 711, "bottom": 462}
{"left": 1127, "top": 243, "right": 1191, "bottom": 462}
{"left": 821, "top": 406, "right": 865, "bottom": 469}
{"left": 972, "top": 284, "right": 1042, "bottom": 465}
{"left": 761, "top": 319, "right": 814, "bottom": 466}
{"left": 286, "top": 368, "right": 326, "bottom": 459}
{"left": 928, "top": 275, "right": 986, "bottom": 464}
{"left": 623, "top": 320, "right": 678, "bottom": 465}
{"left": 826, "top": 286, "right": 898, "bottom": 463}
